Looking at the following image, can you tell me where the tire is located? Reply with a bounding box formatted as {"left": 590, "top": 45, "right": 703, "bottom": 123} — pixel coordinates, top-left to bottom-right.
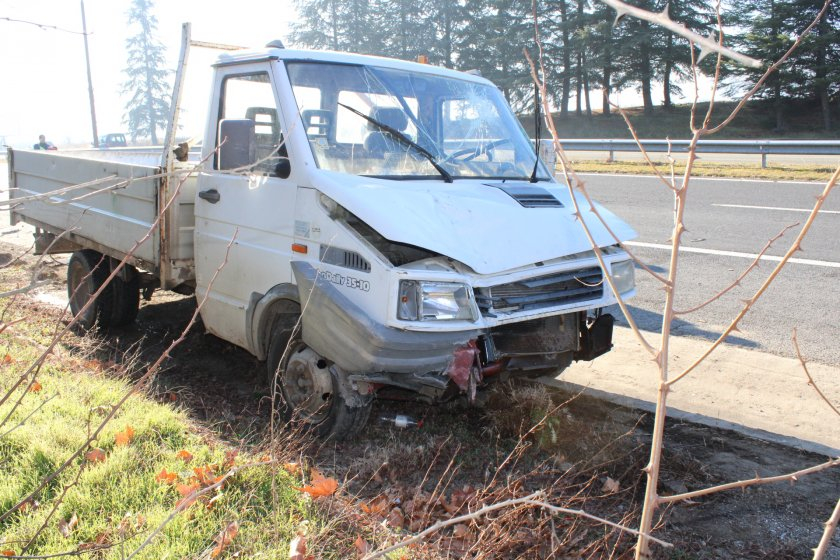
{"left": 67, "top": 250, "right": 114, "bottom": 330}
{"left": 266, "top": 319, "right": 372, "bottom": 440}
{"left": 110, "top": 266, "right": 139, "bottom": 326}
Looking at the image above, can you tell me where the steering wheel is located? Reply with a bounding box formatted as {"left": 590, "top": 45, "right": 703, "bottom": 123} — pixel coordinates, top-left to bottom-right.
{"left": 444, "top": 138, "right": 512, "bottom": 163}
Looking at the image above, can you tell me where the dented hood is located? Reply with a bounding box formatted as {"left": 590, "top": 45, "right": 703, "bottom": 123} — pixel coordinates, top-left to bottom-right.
{"left": 316, "top": 173, "right": 637, "bottom": 275}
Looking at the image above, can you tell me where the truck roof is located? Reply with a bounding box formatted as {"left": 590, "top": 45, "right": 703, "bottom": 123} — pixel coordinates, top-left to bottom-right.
{"left": 214, "top": 46, "right": 493, "bottom": 86}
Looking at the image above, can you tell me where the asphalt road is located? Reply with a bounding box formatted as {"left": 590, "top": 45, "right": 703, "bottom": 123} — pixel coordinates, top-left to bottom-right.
{"left": 581, "top": 172, "right": 840, "bottom": 365}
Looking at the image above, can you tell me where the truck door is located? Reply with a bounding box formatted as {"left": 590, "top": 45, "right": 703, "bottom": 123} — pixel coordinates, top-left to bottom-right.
{"left": 194, "top": 65, "right": 298, "bottom": 351}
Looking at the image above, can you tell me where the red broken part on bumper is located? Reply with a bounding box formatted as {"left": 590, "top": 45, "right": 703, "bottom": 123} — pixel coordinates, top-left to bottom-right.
{"left": 445, "top": 340, "right": 480, "bottom": 390}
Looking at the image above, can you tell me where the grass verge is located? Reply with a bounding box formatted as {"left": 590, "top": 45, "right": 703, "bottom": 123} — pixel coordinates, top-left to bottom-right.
{"left": 0, "top": 255, "right": 327, "bottom": 559}
{"left": 0, "top": 327, "right": 313, "bottom": 559}
{"left": 565, "top": 159, "right": 836, "bottom": 182}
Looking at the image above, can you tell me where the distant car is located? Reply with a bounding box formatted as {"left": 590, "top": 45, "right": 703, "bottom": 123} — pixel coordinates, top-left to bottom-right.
{"left": 99, "top": 133, "right": 127, "bottom": 148}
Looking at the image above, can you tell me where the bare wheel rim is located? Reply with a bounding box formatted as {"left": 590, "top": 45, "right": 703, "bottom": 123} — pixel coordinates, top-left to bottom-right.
{"left": 281, "top": 344, "right": 334, "bottom": 424}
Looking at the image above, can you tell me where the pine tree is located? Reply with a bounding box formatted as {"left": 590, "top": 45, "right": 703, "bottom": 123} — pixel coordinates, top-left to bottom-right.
{"left": 122, "top": 0, "right": 170, "bottom": 144}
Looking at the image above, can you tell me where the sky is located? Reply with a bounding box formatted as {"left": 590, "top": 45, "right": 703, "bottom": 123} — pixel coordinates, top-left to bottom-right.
{"left": 0, "top": 0, "right": 299, "bottom": 147}
{"left": 0, "top": 0, "right": 717, "bottom": 148}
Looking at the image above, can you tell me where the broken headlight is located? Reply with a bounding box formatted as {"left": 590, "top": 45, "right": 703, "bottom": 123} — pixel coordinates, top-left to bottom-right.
{"left": 610, "top": 259, "right": 635, "bottom": 295}
{"left": 397, "top": 281, "right": 476, "bottom": 321}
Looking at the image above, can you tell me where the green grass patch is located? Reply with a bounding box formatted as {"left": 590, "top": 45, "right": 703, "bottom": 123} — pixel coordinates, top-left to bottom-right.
{"left": 563, "top": 159, "right": 836, "bottom": 182}
{"left": 521, "top": 98, "right": 840, "bottom": 140}
{"left": 0, "top": 313, "right": 316, "bottom": 559}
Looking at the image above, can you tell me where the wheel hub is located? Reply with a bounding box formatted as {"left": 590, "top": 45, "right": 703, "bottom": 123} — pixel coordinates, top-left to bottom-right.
{"left": 282, "top": 346, "right": 333, "bottom": 422}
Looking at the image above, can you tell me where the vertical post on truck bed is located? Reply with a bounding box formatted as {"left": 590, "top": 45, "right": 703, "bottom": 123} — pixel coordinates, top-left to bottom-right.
{"left": 161, "top": 22, "right": 192, "bottom": 174}
{"left": 158, "top": 22, "right": 192, "bottom": 291}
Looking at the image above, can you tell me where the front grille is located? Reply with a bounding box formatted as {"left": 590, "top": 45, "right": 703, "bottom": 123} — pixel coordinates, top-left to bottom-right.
{"left": 476, "top": 266, "right": 603, "bottom": 317}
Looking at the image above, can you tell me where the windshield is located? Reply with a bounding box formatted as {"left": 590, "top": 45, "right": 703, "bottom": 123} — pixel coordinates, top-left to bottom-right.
{"left": 285, "top": 61, "right": 550, "bottom": 181}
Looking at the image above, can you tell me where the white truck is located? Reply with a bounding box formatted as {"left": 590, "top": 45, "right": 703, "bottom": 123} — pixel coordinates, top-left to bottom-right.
{"left": 8, "top": 26, "right": 636, "bottom": 439}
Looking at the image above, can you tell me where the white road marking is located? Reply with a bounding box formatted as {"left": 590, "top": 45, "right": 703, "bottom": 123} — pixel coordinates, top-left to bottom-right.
{"left": 624, "top": 241, "right": 840, "bottom": 268}
{"left": 712, "top": 203, "right": 840, "bottom": 215}
{"left": 575, "top": 172, "right": 825, "bottom": 185}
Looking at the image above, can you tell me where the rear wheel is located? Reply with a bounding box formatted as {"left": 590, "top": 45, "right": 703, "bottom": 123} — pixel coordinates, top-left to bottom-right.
{"left": 67, "top": 250, "right": 114, "bottom": 330}
{"left": 110, "top": 268, "right": 140, "bottom": 326}
{"left": 266, "top": 319, "right": 372, "bottom": 440}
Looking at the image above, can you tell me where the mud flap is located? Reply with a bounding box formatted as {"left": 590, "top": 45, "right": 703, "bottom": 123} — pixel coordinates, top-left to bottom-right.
{"left": 574, "top": 313, "right": 614, "bottom": 361}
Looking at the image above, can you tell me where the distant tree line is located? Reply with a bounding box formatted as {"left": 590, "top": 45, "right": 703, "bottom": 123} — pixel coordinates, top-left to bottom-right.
{"left": 289, "top": 0, "right": 839, "bottom": 130}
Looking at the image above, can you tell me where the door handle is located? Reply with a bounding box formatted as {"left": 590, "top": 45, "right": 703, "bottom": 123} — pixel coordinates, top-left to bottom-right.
{"left": 198, "top": 189, "right": 220, "bottom": 203}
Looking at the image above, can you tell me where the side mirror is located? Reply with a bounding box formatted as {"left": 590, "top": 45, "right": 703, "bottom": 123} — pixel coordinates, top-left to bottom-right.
{"left": 218, "top": 119, "right": 256, "bottom": 171}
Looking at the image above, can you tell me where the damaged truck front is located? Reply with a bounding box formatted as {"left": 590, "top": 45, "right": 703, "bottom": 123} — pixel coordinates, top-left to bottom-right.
{"left": 9, "top": 38, "right": 636, "bottom": 440}
{"left": 243, "top": 51, "right": 637, "bottom": 439}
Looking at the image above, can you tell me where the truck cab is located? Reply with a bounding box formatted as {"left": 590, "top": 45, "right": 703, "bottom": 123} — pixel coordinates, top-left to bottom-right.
{"left": 192, "top": 45, "right": 636, "bottom": 438}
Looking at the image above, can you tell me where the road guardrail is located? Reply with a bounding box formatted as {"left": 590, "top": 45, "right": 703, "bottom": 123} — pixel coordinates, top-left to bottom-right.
{"left": 544, "top": 139, "right": 840, "bottom": 168}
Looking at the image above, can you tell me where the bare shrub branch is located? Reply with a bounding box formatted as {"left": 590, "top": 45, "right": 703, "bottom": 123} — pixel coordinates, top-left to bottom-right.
{"left": 673, "top": 223, "right": 798, "bottom": 315}
{"left": 793, "top": 329, "right": 840, "bottom": 418}
{"left": 599, "top": 0, "right": 761, "bottom": 68}
{"left": 813, "top": 496, "right": 840, "bottom": 560}
{"left": 667, "top": 164, "right": 840, "bottom": 387}
{"left": 660, "top": 457, "right": 840, "bottom": 504}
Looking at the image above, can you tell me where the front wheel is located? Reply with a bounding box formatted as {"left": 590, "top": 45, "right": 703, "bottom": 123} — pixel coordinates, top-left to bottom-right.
{"left": 266, "top": 321, "right": 372, "bottom": 440}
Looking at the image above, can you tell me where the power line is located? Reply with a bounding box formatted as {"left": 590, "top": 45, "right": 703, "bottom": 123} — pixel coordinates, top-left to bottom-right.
{"left": 1, "top": 16, "right": 88, "bottom": 36}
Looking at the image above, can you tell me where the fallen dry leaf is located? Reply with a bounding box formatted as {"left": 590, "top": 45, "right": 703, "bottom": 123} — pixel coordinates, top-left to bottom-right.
{"left": 58, "top": 512, "right": 78, "bottom": 538}
{"left": 193, "top": 465, "right": 216, "bottom": 486}
{"left": 2, "top": 354, "right": 12, "bottom": 364}
{"left": 452, "top": 524, "right": 469, "bottom": 538}
{"left": 283, "top": 462, "right": 301, "bottom": 475}
{"left": 295, "top": 468, "right": 338, "bottom": 498}
{"left": 1, "top": 550, "right": 16, "bottom": 557}
{"left": 85, "top": 448, "right": 106, "bottom": 464}
{"left": 602, "top": 477, "right": 620, "bottom": 494}
{"left": 386, "top": 507, "right": 405, "bottom": 530}
{"left": 176, "top": 450, "right": 194, "bottom": 463}
{"left": 289, "top": 534, "right": 313, "bottom": 560}
{"left": 115, "top": 425, "right": 135, "bottom": 446}
{"left": 223, "top": 450, "right": 238, "bottom": 470}
{"left": 29, "top": 380, "right": 42, "bottom": 392}
{"left": 360, "top": 494, "right": 390, "bottom": 516}
{"left": 354, "top": 535, "right": 370, "bottom": 556}
{"left": 156, "top": 469, "right": 177, "bottom": 484}
{"left": 176, "top": 482, "right": 200, "bottom": 497}
{"left": 211, "top": 520, "right": 239, "bottom": 558}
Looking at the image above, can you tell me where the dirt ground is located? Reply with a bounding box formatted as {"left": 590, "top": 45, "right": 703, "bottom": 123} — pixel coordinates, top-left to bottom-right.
{"left": 2, "top": 242, "right": 839, "bottom": 559}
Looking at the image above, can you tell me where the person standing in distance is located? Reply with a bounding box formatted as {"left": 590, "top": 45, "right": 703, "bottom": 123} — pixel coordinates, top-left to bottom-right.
{"left": 33, "top": 135, "right": 57, "bottom": 150}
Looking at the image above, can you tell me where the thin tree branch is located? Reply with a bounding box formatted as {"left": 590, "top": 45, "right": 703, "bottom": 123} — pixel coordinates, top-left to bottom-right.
{"left": 666, "top": 164, "right": 840, "bottom": 387}
{"left": 361, "top": 491, "right": 672, "bottom": 560}
{"left": 704, "top": 0, "right": 830, "bottom": 135}
{"left": 598, "top": 0, "right": 761, "bottom": 68}
{"left": 813, "top": 495, "right": 840, "bottom": 560}
{"left": 526, "top": 51, "right": 656, "bottom": 357}
{"left": 673, "top": 223, "right": 798, "bottom": 315}
{"left": 793, "top": 329, "right": 840, "bottom": 418}
{"left": 659, "top": 457, "right": 840, "bottom": 504}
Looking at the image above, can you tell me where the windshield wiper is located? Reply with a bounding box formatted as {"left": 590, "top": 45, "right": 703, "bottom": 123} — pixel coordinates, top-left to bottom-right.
{"left": 338, "top": 102, "right": 453, "bottom": 183}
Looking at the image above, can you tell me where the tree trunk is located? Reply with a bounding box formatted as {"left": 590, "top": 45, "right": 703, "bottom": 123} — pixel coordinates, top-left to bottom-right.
{"left": 816, "top": 13, "right": 832, "bottom": 130}
{"left": 576, "top": 50, "right": 583, "bottom": 116}
{"left": 602, "top": 21, "right": 612, "bottom": 117}
{"left": 575, "top": 0, "right": 584, "bottom": 116}
{"left": 640, "top": 33, "right": 653, "bottom": 115}
{"left": 663, "top": 33, "right": 673, "bottom": 110}
{"left": 583, "top": 50, "right": 592, "bottom": 117}
{"left": 560, "top": 0, "right": 570, "bottom": 118}
{"left": 774, "top": 80, "right": 785, "bottom": 131}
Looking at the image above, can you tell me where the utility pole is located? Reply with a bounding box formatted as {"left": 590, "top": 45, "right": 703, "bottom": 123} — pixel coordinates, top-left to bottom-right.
{"left": 81, "top": 0, "right": 99, "bottom": 147}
